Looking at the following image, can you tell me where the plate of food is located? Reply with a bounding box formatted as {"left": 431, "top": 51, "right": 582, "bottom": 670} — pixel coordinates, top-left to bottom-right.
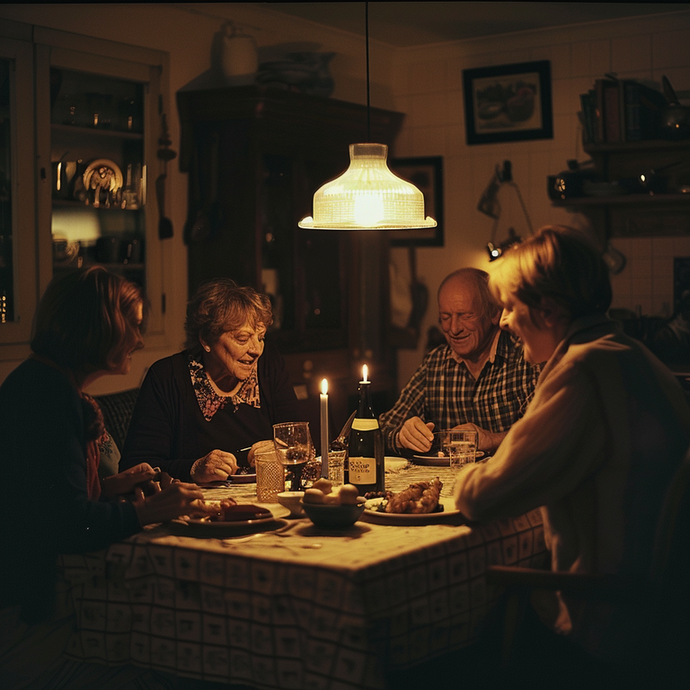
{"left": 412, "top": 451, "right": 485, "bottom": 466}
{"left": 362, "top": 478, "right": 464, "bottom": 525}
{"left": 231, "top": 467, "right": 257, "bottom": 483}
{"left": 173, "top": 502, "right": 289, "bottom": 537}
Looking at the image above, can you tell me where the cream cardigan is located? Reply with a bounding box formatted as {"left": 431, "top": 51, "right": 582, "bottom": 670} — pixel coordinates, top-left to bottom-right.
{"left": 454, "top": 314, "right": 690, "bottom": 660}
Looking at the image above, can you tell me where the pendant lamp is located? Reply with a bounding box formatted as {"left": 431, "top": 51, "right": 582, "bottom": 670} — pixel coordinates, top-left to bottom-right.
{"left": 298, "top": 4, "right": 436, "bottom": 231}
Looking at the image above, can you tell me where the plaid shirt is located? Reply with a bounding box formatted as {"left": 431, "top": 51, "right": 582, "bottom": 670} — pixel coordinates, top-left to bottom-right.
{"left": 380, "top": 330, "right": 540, "bottom": 454}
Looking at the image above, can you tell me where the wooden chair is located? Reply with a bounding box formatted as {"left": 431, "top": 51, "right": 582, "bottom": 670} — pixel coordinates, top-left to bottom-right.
{"left": 94, "top": 387, "right": 140, "bottom": 453}
{"left": 486, "top": 444, "right": 690, "bottom": 688}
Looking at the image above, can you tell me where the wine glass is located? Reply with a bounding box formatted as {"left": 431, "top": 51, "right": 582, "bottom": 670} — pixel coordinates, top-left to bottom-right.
{"left": 273, "top": 422, "right": 315, "bottom": 491}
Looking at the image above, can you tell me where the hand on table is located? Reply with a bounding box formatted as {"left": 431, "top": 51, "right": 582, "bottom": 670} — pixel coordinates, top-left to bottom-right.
{"left": 396, "top": 417, "right": 435, "bottom": 453}
{"left": 247, "top": 439, "right": 275, "bottom": 467}
{"left": 451, "top": 423, "right": 506, "bottom": 454}
{"left": 132, "top": 481, "right": 223, "bottom": 525}
{"left": 101, "top": 462, "right": 170, "bottom": 499}
{"left": 190, "top": 449, "right": 238, "bottom": 483}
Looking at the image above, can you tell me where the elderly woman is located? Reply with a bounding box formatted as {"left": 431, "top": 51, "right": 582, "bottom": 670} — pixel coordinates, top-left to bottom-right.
{"left": 0, "top": 267, "right": 219, "bottom": 687}
{"left": 454, "top": 226, "right": 690, "bottom": 674}
{"left": 121, "top": 278, "right": 299, "bottom": 482}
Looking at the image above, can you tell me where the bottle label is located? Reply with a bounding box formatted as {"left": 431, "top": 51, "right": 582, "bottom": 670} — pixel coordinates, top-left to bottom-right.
{"left": 352, "top": 418, "right": 379, "bottom": 431}
{"left": 348, "top": 456, "right": 376, "bottom": 484}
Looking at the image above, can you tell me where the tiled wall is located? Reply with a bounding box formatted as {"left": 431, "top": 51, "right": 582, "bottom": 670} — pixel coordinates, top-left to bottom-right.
{"left": 610, "top": 236, "right": 690, "bottom": 317}
{"left": 389, "top": 10, "right": 690, "bottom": 387}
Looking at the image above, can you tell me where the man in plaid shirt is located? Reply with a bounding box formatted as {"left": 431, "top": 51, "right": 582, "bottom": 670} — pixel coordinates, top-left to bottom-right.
{"left": 380, "top": 268, "right": 540, "bottom": 455}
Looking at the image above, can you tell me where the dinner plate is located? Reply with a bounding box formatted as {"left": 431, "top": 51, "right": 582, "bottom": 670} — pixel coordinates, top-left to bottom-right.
{"left": 82, "top": 159, "right": 124, "bottom": 192}
{"left": 231, "top": 471, "right": 257, "bottom": 484}
{"left": 412, "top": 451, "right": 485, "bottom": 466}
{"left": 172, "top": 505, "right": 290, "bottom": 537}
{"left": 362, "top": 496, "right": 464, "bottom": 525}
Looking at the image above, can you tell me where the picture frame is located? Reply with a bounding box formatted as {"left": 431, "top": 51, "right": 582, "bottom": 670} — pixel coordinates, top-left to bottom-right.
{"left": 462, "top": 60, "right": 553, "bottom": 145}
{"left": 389, "top": 156, "right": 444, "bottom": 247}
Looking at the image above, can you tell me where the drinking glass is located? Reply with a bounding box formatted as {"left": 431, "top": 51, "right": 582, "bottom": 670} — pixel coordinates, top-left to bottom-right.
{"left": 273, "top": 421, "right": 315, "bottom": 491}
{"left": 255, "top": 447, "right": 285, "bottom": 502}
{"left": 447, "top": 430, "right": 478, "bottom": 468}
{"left": 327, "top": 448, "right": 346, "bottom": 486}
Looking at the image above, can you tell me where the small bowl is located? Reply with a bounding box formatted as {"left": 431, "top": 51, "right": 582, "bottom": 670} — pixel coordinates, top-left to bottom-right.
{"left": 300, "top": 499, "right": 366, "bottom": 528}
{"left": 277, "top": 491, "right": 305, "bottom": 517}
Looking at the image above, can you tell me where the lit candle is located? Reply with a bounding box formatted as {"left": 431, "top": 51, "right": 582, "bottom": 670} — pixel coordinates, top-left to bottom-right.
{"left": 361, "top": 364, "right": 368, "bottom": 383}
{"left": 320, "top": 378, "right": 329, "bottom": 478}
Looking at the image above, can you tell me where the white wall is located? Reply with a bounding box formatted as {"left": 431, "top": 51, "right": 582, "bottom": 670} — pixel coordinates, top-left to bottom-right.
{"left": 389, "top": 9, "right": 690, "bottom": 387}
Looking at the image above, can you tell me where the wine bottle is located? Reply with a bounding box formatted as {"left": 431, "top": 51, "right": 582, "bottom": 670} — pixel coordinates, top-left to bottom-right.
{"left": 346, "top": 378, "right": 385, "bottom": 495}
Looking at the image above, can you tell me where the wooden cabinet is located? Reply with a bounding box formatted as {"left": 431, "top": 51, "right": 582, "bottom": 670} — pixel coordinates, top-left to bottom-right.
{"left": 552, "top": 139, "right": 690, "bottom": 239}
{"left": 177, "top": 86, "right": 404, "bottom": 432}
{"left": 0, "top": 20, "right": 173, "bottom": 371}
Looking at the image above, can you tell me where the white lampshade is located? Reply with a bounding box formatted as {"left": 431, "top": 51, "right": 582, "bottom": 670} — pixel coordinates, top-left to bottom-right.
{"left": 298, "top": 143, "right": 437, "bottom": 230}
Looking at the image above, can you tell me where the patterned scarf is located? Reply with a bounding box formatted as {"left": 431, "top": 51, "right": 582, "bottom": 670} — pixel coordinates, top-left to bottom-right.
{"left": 81, "top": 393, "right": 107, "bottom": 500}
{"left": 188, "top": 353, "right": 261, "bottom": 422}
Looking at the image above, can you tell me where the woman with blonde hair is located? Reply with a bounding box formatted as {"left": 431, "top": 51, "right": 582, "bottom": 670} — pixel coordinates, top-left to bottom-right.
{"left": 454, "top": 226, "right": 690, "bottom": 680}
{"left": 121, "top": 278, "right": 299, "bottom": 482}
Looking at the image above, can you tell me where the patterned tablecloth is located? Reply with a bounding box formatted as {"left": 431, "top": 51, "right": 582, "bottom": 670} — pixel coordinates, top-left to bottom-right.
{"left": 61, "top": 461, "right": 547, "bottom": 690}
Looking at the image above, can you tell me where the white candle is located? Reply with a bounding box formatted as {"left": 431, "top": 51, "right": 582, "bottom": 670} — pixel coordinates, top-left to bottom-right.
{"left": 320, "top": 378, "right": 329, "bottom": 478}
{"left": 361, "top": 364, "right": 368, "bottom": 383}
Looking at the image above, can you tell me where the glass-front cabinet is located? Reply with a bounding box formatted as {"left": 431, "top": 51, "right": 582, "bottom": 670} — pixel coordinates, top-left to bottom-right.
{"left": 48, "top": 68, "right": 147, "bottom": 285}
{"left": 0, "top": 21, "right": 171, "bottom": 370}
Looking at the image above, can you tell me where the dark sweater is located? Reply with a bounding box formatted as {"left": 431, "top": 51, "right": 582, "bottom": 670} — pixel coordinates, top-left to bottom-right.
{"left": 0, "top": 359, "right": 141, "bottom": 622}
{"left": 120, "top": 338, "right": 299, "bottom": 480}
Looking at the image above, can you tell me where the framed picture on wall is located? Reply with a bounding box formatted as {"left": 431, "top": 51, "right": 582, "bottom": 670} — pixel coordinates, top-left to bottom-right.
{"left": 462, "top": 60, "right": 553, "bottom": 145}
{"left": 389, "top": 156, "right": 444, "bottom": 247}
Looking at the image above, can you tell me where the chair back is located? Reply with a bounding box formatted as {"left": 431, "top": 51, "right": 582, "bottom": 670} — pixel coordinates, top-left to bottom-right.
{"left": 93, "top": 387, "right": 140, "bottom": 453}
{"left": 649, "top": 442, "right": 690, "bottom": 638}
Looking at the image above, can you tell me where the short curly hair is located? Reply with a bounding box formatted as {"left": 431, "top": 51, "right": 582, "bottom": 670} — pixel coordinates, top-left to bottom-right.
{"left": 185, "top": 278, "right": 273, "bottom": 350}
{"left": 489, "top": 225, "right": 612, "bottom": 322}
{"left": 31, "top": 267, "right": 146, "bottom": 373}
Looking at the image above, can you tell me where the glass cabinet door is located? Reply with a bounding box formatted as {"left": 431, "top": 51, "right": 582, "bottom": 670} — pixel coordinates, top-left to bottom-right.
{"left": 48, "top": 68, "right": 147, "bottom": 289}
{"left": 34, "top": 36, "right": 168, "bottom": 343}
{"left": 0, "top": 35, "right": 37, "bottom": 349}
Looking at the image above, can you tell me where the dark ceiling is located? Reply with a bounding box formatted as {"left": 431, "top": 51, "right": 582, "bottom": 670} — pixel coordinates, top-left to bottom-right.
{"left": 258, "top": 2, "right": 685, "bottom": 48}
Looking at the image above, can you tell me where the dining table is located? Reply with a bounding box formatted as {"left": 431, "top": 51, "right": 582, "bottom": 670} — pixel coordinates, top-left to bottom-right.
{"left": 60, "top": 458, "right": 548, "bottom": 690}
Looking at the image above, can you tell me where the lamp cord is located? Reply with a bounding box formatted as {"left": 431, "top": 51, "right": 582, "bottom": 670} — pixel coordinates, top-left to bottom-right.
{"left": 365, "top": 1, "right": 371, "bottom": 142}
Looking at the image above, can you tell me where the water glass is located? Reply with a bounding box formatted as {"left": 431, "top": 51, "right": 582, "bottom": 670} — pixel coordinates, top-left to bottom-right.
{"left": 255, "top": 448, "right": 285, "bottom": 502}
{"left": 327, "top": 449, "right": 346, "bottom": 486}
{"left": 447, "top": 430, "right": 478, "bottom": 468}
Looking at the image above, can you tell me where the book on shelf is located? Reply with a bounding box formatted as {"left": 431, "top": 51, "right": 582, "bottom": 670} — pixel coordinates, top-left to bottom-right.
{"left": 581, "top": 78, "right": 669, "bottom": 145}
{"left": 602, "top": 78, "right": 622, "bottom": 143}
{"left": 579, "top": 91, "right": 596, "bottom": 144}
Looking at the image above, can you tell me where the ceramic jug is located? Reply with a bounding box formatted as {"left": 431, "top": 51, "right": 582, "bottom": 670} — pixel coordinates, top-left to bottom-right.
{"left": 221, "top": 22, "right": 258, "bottom": 80}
